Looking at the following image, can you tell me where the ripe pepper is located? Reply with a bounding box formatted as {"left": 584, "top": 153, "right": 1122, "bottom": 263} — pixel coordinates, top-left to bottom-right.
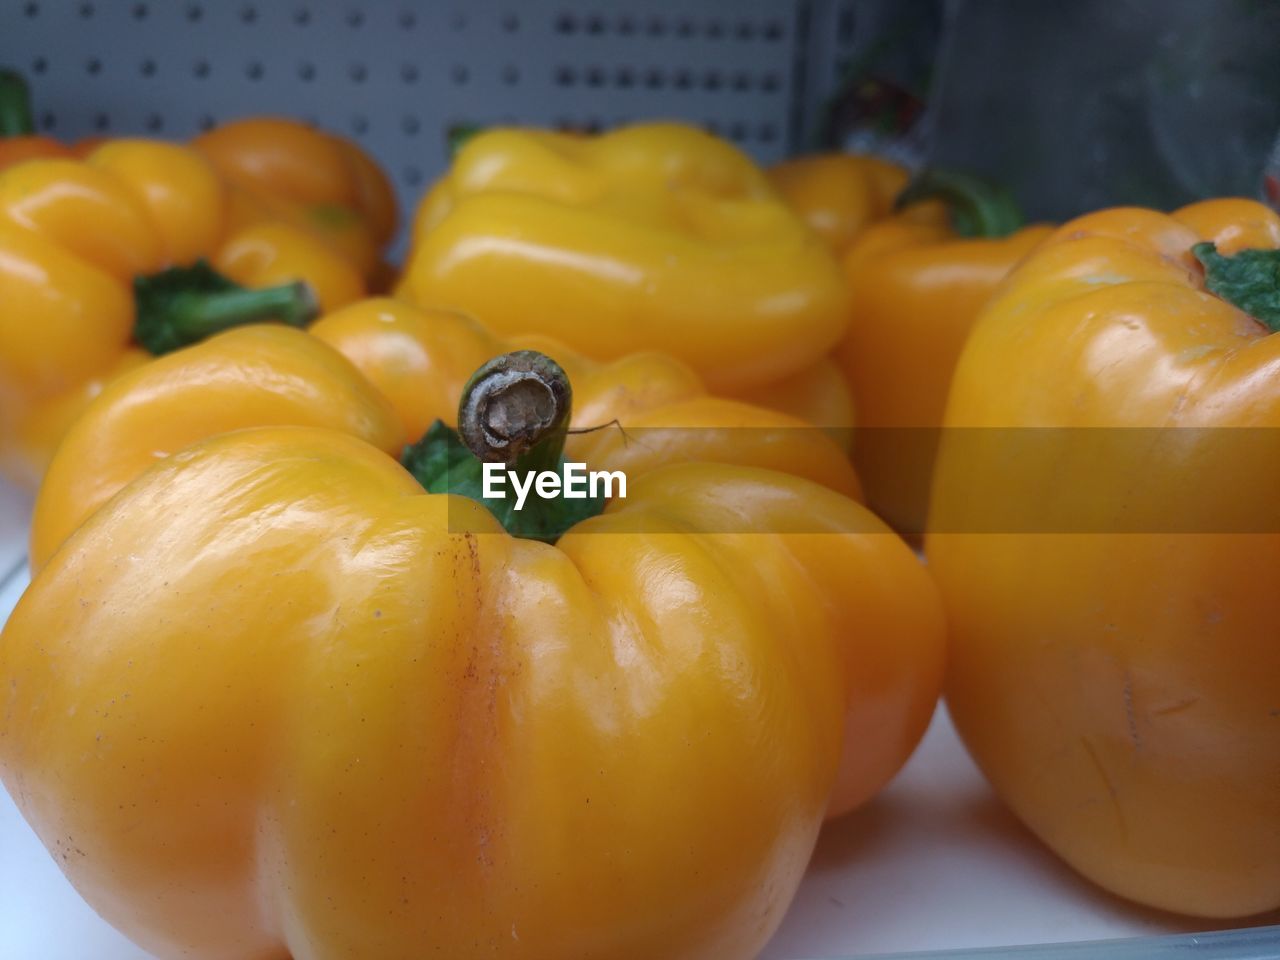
{"left": 5, "top": 345, "right": 944, "bottom": 960}
{"left": 397, "top": 123, "right": 850, "bottom": 394}
{"left": 194, "top": 117, "right": 397, "bottom": 284}
{"left": 927, "top": 198, "right": 1280, "bottom": 918}
{"left": 0, "top": 141, "right": 366, "bottom": 487}
{"left": 31, "top": 298, "right": 862, "bottom": 570}
{"left": 775, "top": 161, "right": 1053, "bottom": 534}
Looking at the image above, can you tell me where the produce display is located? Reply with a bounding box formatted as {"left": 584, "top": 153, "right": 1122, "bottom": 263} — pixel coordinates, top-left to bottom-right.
{"left": 0, "top": 40, "right": 1277, "bottom": 960}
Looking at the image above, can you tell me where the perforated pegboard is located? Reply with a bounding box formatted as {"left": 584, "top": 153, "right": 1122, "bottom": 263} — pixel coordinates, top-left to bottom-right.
{"left": 0, "top": 0, "right": 862, "bottom": 246}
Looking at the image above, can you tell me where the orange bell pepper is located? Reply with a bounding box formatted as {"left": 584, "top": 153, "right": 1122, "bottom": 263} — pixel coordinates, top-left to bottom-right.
{"left": 774, "top": 160, "right": 1052, "bottom": 533}
{"left": 194, "top": 117, "right": 397, "bottom": 283}
{"left": 7, "top": 331, "right": 942, "bottom": 959}
{"left": 929, "top": 198, "right": 1280, "bottom": 918}
{"left": 0, "top": 141, "right": 365, "bottom": 488}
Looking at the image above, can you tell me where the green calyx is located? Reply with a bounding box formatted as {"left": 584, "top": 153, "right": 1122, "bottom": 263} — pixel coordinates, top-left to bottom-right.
{"left": 446, "top": 123, "right": 483, "bottom": 158}
{"left": 1193, "top": 242, "right": 1280, "bottom": 333}
{"left": 133, "top": 260, "right": 319, "bottom": 356}
{"left": 401, "top": 350, "right": 606, "bottom": 543}
{"left": 0, "top": 68, "right": 36, "bottom": 137}
{"left": 895, "top": 168, "right": 1024, "bottom": 238}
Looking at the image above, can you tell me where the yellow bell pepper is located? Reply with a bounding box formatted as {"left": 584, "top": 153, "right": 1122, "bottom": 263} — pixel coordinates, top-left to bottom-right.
{"left": 5, "top": 340, "right": 944, "bottom": 960}
{"left": 31, "top": 298, "right": 863, "bottom": 571}
{"left": 928, "top": 198, "right": 1280, "bottom": 917}
{"left": 0, "top": 141, "right": 366, "bottom": 488}
{"left": 194, "top": 117, "right": 398, "bottom": 283}
{"left": 398, "top": 123, "right": 850, "bottom": 394}
{"left": 773, "top": 160, "right": 1052, "bottom": 534}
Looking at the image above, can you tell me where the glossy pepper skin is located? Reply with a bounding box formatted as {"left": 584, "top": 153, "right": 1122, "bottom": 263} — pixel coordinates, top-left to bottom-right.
{"left": 4, "top": 364, "right": 944, "bottom": 960}
{"left": 398, "top": 123, "right": 850, "bottom": 393}
{"left": 0, "top": 141, "right": 365, "bottom": 487}
{"left": 769, "top": 157, "right": 1053, "bottom": 532}
{"left": 838, "top": 198, "right": 1051, "bottom": 534}
{"left": 194, "top": 117, "right": 398, "bottom": 283}
{"left": 31, "top": 299, "right": 863, "bottom": 573}
{"left": 767, "top": 153, "right": 910, "bottom": 256}
{"left": 927, "top": 199, "right": 1280, "bottom": 918}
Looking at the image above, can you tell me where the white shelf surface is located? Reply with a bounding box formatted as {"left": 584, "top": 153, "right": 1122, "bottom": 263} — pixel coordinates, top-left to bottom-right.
{"left": 0, "top": 485, "right": 1276, "bottom": 959}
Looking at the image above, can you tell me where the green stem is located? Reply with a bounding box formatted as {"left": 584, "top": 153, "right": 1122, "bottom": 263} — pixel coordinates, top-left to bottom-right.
{"left": 0, "top": 69, "right": 36, "bottom": 137}
{"left": 895, "top": 169, "right": 1024, "bottom": 238}
{"left": 401, "top": 351, "right": 607, "bottom": 542}
{"left": 132, "top": 260, "right": 319, "bottom": 355}
{"left": 447, "top": 123, "right": 482, "bottom": 158}
{"left": 1194, "top": 242, "right": 1280, "bottom": 332}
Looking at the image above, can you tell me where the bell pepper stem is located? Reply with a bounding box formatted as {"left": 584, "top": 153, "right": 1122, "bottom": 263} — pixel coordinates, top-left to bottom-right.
{"left": 401, "top": 351, "right": 607, "bottom": 542}
{"left": 133, "top": 260, "right": 319, "bottom": 356}
{"left": 458, "top": 351, "right": 572, "bottom": 472}
{"left": 1193, "top": 242, "right": 1280, "bottom": 332}
{"left": 0, "top": 68, "right": 36, "bottom": 137}
{"left": 895, "top": 169, "right": 1024, "bottom": 238}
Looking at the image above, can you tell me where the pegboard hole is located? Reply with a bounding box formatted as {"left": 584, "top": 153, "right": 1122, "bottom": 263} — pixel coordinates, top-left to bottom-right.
{"left": 764, "top": 19, "right": 785, "bottom": 41}
{"left": 192, "top": 59, "right": 211, "bottom": 79}
{"left": 40, "top": 112, "right": 56, "bottom": 131}
{"left": 673, "top": 69, "right": 693, "bottom": 90}
{"left": 757, "top": 123, "right": 779, "bottom": 144}
{"left": 30, "top": 57, "right": 48, "bottom": 75}
{"left": 199, "top": 114, "right": 216, "bottom": 131}
{"left": 293, "top": 7, "right": 311, "bottom": 26}
{"left": 704, "top": 19, "right": 725, "bottom": 39}
{"left": 646, "top": 16, "right": 665, "bottom": 36}
{"left": 403, "top": 166, "right": 423, "bottom": 187}
{"left": 139, "top": 58, "right": 157, "bottom": 77}
{"left": 85, "top": 58, "right": 102, "bottom": 76}
{"left": 297, "top": 61, "right": 316, "bottom": 82}
{"left": 702, "top": 71, "right": 723, "bottom": 92}
{"left": 401, "top": 116, "right": 420, "bottom": 136}
{"left": 617, "top": 16, "right": 635, "bottom": 35}
{"left": 351, "top": 115, "right": 369, "bottom": 135}
{"left": 400, "top": 64, "right": 420, "bottom": 84}
{"left": 240, "top": 5, "right": 257, "bottom": 24}
{"left": 643, "top": 69, "right": 664, "bottom": 89}
{"left": 131, "top": 3, "right": 148, "bottom": 19}
{"left": 735, "top": 21, "right": 756, "bottom": 40}
{"left": 554, "top": 13, "right": 576, "bottom": 34}
{"left": 78, "top": 2, "right": 95, "bottom": 19}
{"left": 349, "top": 63, "right": 368, "bottom": 83}
{"left": 585, "top": 15, "right": 605, "bottom": 35}
{"left": 186, "top": 3, "right": 204, "bottom": 23}
{"left": 615, "top": 67, "right": 634, "bottom": 89}
{"left": 93, "top": 112, "right": 110, "bottom": 131}
{"left": 398, "top": 10, "right": 416, "bottom": 29}
{"left": 676, "top": 18, "right": 696, "bottom": 38}
{"left": 732, "top": 72, "right": 752, "bottom": 92}
{"left": 22, "top": 2, "right": 39, "bottom": 18}
{"left": 502, "top": 65, "right": 520, "bottom": 85}
{"left": 245, "top": 61, "right": 265, "bottom": 81}
{"left": 451, "top": 65, "right": 469, "bottom": 85}
{"left": 502, "top": 13, "right": 519, "bottom": 32}
{"left": 761, "top": 73, "right": 781, "bottom": 93}
{"left": 346, "top": 9, "right": 365, "bottom": 28}
{"left": 145, "top": 113, "right": 164, "bottom": 133}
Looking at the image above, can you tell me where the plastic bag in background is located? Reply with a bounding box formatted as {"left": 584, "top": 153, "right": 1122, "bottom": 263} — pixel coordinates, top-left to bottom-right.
{"left": 920, "top": 0, "right": 1280, "bottom": 220}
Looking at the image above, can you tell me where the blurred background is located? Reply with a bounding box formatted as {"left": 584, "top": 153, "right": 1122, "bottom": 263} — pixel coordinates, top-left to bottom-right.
{"left": 4, "top": 0, "right": 1278, "bottom": 234}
